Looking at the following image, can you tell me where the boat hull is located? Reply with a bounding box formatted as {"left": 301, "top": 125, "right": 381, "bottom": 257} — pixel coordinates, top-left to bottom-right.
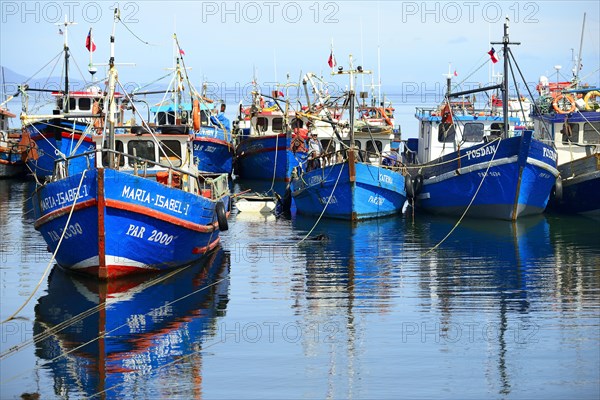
{"left": 192, "top": 127, "right": 234, "bottom": 174}
{"left": 32, "top": 168, "right": 227, "bottom": 279}
{"left": 291, "top": 158, "right": 407, "bottom": 220}
{"left": 547, "top": 154, "right": 600, "bottom": 216}
{"left": 414, "top": 132, "right": 558, "bottom": 220}
{"left": 26, "top": 119, "right": 95, "bottom": 178}
{"left": 235, "top": 134, "right": 306, "bottom": 182}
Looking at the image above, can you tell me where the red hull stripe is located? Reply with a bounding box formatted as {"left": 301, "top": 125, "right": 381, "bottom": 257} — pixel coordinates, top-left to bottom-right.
{"left": 105, "top": 199, "right": 217, "bottom": 233}
{"left": 195, "top": 137, "right": 234, "bottom": 150}
{"left": 34, "top": 198, "right": 97, "bottom": 229}
{"left": 32, "top": 131, "right": 94, "bottom": 143}
{"left": 79, "top": 237, "right": 221, "bottom": 279}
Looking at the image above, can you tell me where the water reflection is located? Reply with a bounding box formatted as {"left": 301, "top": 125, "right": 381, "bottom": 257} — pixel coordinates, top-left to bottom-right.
{"left": 33, "top": 247, "right": 230, "bottom": 399}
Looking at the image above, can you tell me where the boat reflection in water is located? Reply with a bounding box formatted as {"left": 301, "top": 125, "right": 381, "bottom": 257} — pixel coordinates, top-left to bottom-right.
{"left": 34, "top": 247, "right": 230, "bottom": 399}
{"left": 291, "top": 214, "right": 599, "bottom": 397}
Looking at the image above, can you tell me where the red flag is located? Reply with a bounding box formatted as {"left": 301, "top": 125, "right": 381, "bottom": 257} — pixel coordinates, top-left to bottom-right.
{"left": 488, "top": 47, "right": 498, "bottom": 63}
{"left": 179, "top": 49, "right": 185, "bottom": 56}
{"left": 85, "top": 28, "right": 96, "bottom": 52}
{"left": 454, "top": 70, "right": 458, "bottom": 77}
{"left": 328, "top": 50, "right": 336, "bottom": 68}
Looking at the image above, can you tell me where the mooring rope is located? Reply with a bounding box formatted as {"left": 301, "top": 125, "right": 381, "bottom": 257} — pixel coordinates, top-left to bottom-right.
{"left": 1, "top": 169, "right": 88, "bottom": 324}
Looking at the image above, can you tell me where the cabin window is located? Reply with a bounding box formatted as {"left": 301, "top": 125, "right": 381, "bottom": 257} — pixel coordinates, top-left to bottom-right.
{"left": 291, "top": 118, "right": 303, "bottom": 129}
{"left": 438, "top": 123, "right": 455, "bottom": 143}
{"left": 79, "top": 98, "right": 91, "bottom": 111}
{"left": 102, "top": 140, "right": 125, "bottom": 167}
{"left": 272, "top": 117, "right": 284, "bottom": 133}
{"left": 69, "top": 98, "right": 77, "bottom": 111}
{"left": 342, "top": 140, "right": 361, "bottom": 149}
{"left": 463, "top": 123, "right": 484, "bottom": 142}
{"left": 128, "top": 140, "right": 156, "bottom": 165}
{"left": 256, "top": 117, "right": 268, "bottom": 132}
{"left": 157, "top": 111, "right": 176, "bottom": 125}
{"left": 582, "top": 122, "right": 600, "bottom": 144}
{"left": 159, "top": 140, "right": 182, "bottom": 167}
{"left": 366, "top": 140, "right": 383, "bottom": 155}
{"left": 561, "top": 123, "right": 579, "bottom": 144}
{"left": 201, "top": 110, "right": 210, "bottom": 125}
{"left": 490, "top": 123, "right": 504, "bottom": 137}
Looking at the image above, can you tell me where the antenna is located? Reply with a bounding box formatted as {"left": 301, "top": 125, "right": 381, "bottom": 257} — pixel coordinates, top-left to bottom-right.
{"left": 574, "top": 12, "right": 586, "bottom": 84}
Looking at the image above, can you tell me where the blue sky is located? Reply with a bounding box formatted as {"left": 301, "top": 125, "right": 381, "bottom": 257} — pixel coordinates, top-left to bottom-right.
{"left": 1, "top": 1, "right": 599, "bottom": 133}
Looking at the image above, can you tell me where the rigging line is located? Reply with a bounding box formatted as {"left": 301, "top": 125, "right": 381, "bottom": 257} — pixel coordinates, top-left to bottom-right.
{"left": 422, "top": 136, "right": 502, "bottom": 256}
{"left": 21, "top": 50, "right": 64, "bottom": 85}
{"left": 1, "top": 169, "right": 88, "bottom": 325}
{"left": 0, "top": 237, "right": 210, "bottom": 361}
{"left": 506, "top": 54, "right": 528, "bottom": 128}
{"left": 295, "top": 158, "right": 346, "bottom": 246}
{"left": 117, "top": 16, "right": 153, "bottom": 46}
{"left": 507, "top": 48, "right": 554, "bottom": 143}
{"left": 115, "top": 78, "right": 179, "bottom": 167}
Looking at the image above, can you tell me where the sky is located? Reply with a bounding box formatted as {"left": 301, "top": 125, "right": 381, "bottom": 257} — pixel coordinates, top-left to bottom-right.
{"left": 1, "top": 0, "right": 599, "bottom": 135}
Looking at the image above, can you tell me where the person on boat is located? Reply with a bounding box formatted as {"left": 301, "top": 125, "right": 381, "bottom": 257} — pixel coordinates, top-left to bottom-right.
{"left": 211, "top": 103, "right": 231, "bottom": 132}
{"left": 307, "top": 132, "right": 323, "bottom": 171}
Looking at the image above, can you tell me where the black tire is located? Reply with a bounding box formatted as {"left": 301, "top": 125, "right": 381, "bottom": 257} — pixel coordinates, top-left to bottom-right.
{"left": 405, "top": 175, "right": 415, "bottom": 199}
{"left": 413, "top": 174, "right": 424, "bottom": 196}
{"left": 216, "top": 201, "right": 228, "bottom": 231}
{"left": 552, "top": 177, "right": 563, "bottom": 202}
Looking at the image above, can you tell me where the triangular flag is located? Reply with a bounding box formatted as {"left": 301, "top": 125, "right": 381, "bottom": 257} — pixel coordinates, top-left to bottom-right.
{"left": 179, "top": 49, "right": 185, "bottom": 56}
{"left": 328, "top": 50, "right": 336, "bottom": 68}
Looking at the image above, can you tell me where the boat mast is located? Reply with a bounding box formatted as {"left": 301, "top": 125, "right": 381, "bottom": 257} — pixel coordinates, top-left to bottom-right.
{"left": 574, "top": 13, "right": 586, "bottom": 85}
{"left": 491, "top": 18, "right": 520, "bottom": 138}
{"left": 106, "top": 8, "right": 119, "bottom": 169}
{"left": 57, "top": 15, "right": 76, "bottom": 114}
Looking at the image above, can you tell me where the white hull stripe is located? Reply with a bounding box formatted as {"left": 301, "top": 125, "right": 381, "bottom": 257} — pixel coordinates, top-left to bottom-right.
{"left": 70, "top": 255, "right": 157, "bottom": 270}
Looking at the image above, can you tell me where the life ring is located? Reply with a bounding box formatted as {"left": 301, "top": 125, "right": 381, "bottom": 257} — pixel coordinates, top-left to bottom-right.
{"left": 215, "top": 201, "right": 228, "bottom": 231}
{"left": 552, "top": 94, "right": 576, "bottom": 114}
{"left": 583, "top": 90, "right": 600, "bottom": 111}
{"left": 192, "top": 99, "right": 201, "bottom": 131}
{"left": 378, "top": 107, "right": 393, "bottom": 126}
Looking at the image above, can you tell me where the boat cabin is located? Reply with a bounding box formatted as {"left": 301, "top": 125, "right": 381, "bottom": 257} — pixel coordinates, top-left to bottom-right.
{"left": 408, "top": 107, "right": 525, "bottom": 164}
{"left": 532, "top": 112, "right": 600, "bottom": 165}
{"left": 51, "top": 86, "right": 124, "bottom": 124}
{"left": 94, "top": 131, "right": 190, "bottom": 172}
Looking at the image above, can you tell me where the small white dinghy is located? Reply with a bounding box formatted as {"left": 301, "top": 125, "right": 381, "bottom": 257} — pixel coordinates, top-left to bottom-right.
{"left": 235, "top": 193, "right": 278, "bottom": 214}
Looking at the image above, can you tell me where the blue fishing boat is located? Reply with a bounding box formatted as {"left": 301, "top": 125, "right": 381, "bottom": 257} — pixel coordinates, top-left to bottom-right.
{"left": 233, "top": 90, "right": 308, "bottom": 182}
{"left": 290, "top": 59, "right": 408, "bottom": 220}
{"left": 531, "top": 86, "right": 600, "bottom": 216}
{"left": 20, "top": 18, "right": 111, "bottom": 179}
{"left": 31, "top": 16, "right": 230, "bottom": 279}
{"left": 403, "top": 20, "right": 559, "bottom": 220}
{"left": 33, "top": 246, "right": 229, "bottom": 398}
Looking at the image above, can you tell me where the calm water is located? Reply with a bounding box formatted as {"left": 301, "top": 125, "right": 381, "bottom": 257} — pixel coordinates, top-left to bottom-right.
{"left": 1, "top": 178, "right": 599, "bottom": 399}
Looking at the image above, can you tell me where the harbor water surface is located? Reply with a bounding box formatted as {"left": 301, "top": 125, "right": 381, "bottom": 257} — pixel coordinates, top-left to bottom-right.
{"left": 1, "top": 179, "right": 599, "bottom": 399}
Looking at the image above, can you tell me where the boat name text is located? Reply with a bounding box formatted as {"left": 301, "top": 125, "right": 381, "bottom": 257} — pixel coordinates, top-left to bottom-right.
{"left": 121, "top": 185, "right": 189, "bottom": 215}
{"left": 40, "top": 185, "right": 89, "bottom": 212}
{"left": 466, "top": 144, "right": 498, "bottom": 161}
